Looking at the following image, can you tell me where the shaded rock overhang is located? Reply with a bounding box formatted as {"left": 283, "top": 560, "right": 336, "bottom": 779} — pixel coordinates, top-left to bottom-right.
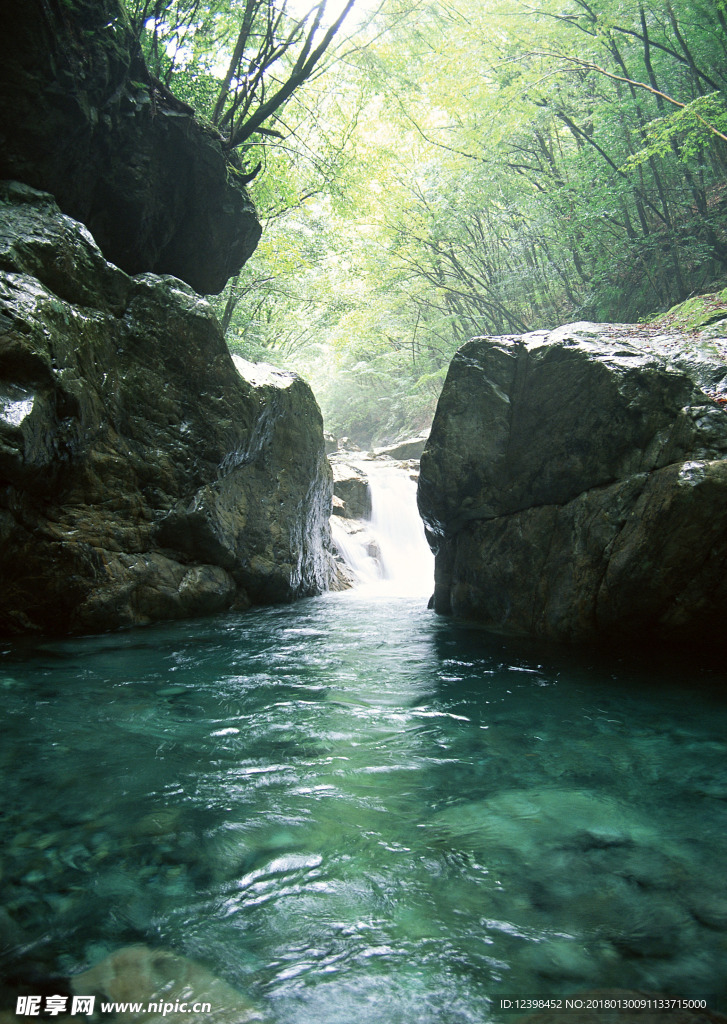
{"left": 0, "top": 0, "right": 261, "bottom": 294}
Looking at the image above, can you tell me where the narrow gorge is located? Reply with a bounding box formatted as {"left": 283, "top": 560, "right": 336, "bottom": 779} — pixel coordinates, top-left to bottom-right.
{"left": 2, "top": 0, "right": 727, "bottom": 1021}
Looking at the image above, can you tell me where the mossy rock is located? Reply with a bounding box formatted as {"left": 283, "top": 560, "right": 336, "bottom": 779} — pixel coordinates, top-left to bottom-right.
{"left": 652, "top": 288, "right": 727, "bottom": 336}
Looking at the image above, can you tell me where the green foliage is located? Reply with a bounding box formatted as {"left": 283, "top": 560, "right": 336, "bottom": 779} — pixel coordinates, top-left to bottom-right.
{"left": 624, "top": 95, "right": 727, "bottom": 166}
{"left": 122, "top": 0, "right": 362, "bottom": 175}
{"left": 127, "top": 0, "right": 727, "bottom": 445}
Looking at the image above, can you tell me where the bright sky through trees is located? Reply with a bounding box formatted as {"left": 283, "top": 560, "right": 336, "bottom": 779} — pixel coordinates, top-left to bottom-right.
{"left": 128, "top": 0, "right": 727, "bottom": 446}
{"left": 286, "top": 0, "right": 382, "bottom": 29}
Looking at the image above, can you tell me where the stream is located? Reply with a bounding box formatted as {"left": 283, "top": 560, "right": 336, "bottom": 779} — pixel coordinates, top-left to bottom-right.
{"left": 1, "top": 465, "right": 727, "bottom": 1021}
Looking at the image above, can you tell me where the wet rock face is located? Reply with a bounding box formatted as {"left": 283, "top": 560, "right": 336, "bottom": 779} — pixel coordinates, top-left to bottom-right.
{"left": 330, "top": 458, "right": 372, "bottom": 520}
{"left": 0, "top": 184, "right": 333, "bottom": 635}
{"left": 418, "top": 323, "right": 727, "bottom": 645}
{"left": 0, "top": 0, "right": 260, "bottom": 295}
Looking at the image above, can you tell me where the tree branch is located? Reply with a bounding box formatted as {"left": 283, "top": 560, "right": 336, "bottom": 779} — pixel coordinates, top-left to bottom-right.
{"left": 532, "top": 52, "right": 727, "bottom": 143}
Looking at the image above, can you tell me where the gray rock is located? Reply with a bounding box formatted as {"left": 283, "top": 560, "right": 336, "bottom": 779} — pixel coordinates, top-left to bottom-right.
{"left": 0, "top": 0, "right": 260, "bottom": 295}
{"left": 0, "top": 185, "right": 334, "bottom": 635}
{"left": 372, "top": 435, "right": 429, "bottom": 461}
{"left": 418, "top": 323, "right": 727, "bottom": 645}
{"left": 329, "top": 457, "right": 372, "bottom": 519}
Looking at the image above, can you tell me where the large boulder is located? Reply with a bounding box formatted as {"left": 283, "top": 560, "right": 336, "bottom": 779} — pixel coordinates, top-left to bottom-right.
{"left": 0, "top": 0, "right": 260, "bottom": 295}
{"left": 418, "top": 322, "right": 727, "bottom": 645}
{"left": 0, "top": 183, "right": 334, "bottom": 636}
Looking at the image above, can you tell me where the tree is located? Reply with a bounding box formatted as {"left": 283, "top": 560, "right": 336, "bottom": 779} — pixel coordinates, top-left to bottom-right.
{"left": 124, "top": 0, "right": 360, "bottom": 178}
{"left": 127, "top": 0, "right": 727, "bottom": 445}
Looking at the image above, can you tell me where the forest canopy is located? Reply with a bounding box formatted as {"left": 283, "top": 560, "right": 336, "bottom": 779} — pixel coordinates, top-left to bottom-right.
{"left": 126, "top": 0, "right": 727, "bottom": 445}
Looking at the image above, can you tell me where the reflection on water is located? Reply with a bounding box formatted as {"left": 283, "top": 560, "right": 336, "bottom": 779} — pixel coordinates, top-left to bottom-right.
{"left": 1, "top": 594, "right": 727, "bottom": 1022}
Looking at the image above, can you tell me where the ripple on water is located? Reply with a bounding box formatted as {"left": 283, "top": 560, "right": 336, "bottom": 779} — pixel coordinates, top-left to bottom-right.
{"left": 0, "top": 595, "right": 726, "bottom": 1021}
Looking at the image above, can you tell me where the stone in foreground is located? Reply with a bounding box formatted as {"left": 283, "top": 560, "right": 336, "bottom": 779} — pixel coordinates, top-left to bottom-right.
{"left": 72, "top": 944, "right": 268, "bottom": 1023}
{"left": 418, "top": 323, "right": 727, "bottom": 645}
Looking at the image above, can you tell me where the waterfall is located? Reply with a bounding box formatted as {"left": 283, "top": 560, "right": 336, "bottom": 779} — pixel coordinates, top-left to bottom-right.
{"left": 331, "top": 461, "right": 434, "bottom": 598}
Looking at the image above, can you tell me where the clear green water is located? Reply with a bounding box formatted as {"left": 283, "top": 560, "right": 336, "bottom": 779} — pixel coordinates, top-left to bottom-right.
{"left": 2, "top": 592, "right": 727, "bottom": 1021}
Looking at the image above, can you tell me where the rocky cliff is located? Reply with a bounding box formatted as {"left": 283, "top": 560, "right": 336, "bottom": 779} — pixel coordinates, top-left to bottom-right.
{"left": 418, "top": 322, "right": 727, "bottom": 646}
{"left": 0, "top": 184, "right": 334, "bottom": 635}
{"left": 0, "top": 0, "right": 260, "bottom": 295}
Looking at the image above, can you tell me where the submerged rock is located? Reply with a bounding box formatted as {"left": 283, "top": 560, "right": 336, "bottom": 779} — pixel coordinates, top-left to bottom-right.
{"left": 0, "top": 0, "right": 260, "bottom": 295}
{"left": 0, "top": 184, "right": 334, "bottom": 635}
{"left": 71, "top": 945, "right": 268, "bottom": 1023}
{"left": 430, "top": 785, "right": 702, "bottom": 963}
{"left": 432, "top": 787, "right": 663, "bottom": 860}
{"left": 418, "top": 322, "right": 727, "bottom": 646}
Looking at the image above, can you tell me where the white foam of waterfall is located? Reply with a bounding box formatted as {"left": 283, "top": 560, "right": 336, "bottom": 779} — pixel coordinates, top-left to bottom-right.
{"left": 330, "top": 518, "right": 382, "bottom": 587}
{"left": 331, "top": 462, "right": 434, "bottom": 598}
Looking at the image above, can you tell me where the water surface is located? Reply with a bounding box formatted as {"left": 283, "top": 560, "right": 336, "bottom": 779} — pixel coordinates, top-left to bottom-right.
{"left": 1, "top": 591, "right": 727, "bottom": 1021}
